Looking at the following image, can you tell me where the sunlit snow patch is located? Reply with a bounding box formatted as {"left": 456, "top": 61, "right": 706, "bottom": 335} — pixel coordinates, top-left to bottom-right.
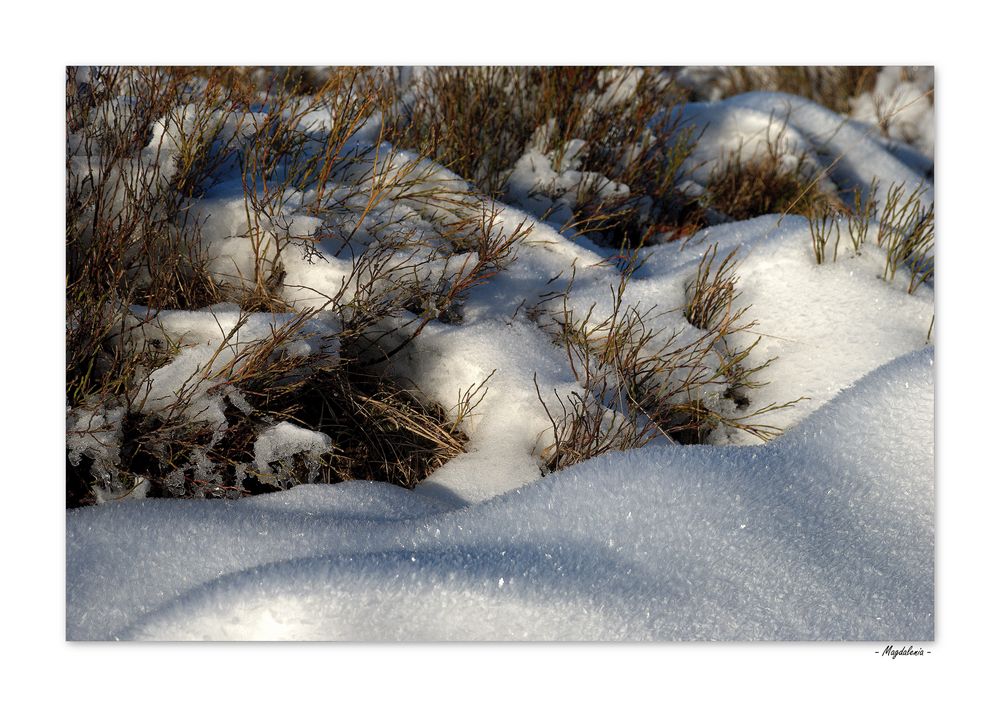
{"left": 67, "top": 347, "right": 933, "bottom": 640}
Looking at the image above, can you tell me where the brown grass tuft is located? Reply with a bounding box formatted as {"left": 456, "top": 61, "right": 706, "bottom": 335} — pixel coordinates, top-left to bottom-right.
{"left": 709, "top": 66, "right": 881, "bottom": 114}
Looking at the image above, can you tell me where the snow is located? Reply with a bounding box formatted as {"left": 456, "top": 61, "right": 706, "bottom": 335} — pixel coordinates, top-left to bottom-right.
{"left": 663, "top": 215, "right": 933, "bottom": 437}
{"left": 130, "top": 306, "right": 339, "bottom": 428}
{"left": 253, "top": 421, "right": 333, "bottom": 476}
{"left": 674, "top": 67, "right": 935, "bottom": 163}
{"left": 66, "top": 404, "right": 125, "bottom": 491}
{"left": 67, "top": 347, "right": 933, "bottom": 640}
{"left": 401, "top": 317, "right": 578, "bottom": 504}
{"left": 65, "top": 67, "right": 936, "bottom": 641}
{"left": 398, "top": 208, "right": 932, "bottom": 500}
{"left": 672, "top": 91, "right": 933, "bottom": 216}
{"left": 505, "top": 137, "right": 630, "bottom": 231}
{"left": 850, "top": 67, "right": 935, "bottom": 159}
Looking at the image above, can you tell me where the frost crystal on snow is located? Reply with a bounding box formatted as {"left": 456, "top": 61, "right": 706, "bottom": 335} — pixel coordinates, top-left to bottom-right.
{"left": 67, "top": 404, "right": 125, "bottom": 488}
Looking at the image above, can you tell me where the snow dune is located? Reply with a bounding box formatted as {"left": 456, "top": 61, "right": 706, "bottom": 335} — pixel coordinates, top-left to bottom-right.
{"left": 675, "top": 91, "right": 933, "bottom": 214}
{"left": 67, "top": 347, "right": 933, "bottom": 640}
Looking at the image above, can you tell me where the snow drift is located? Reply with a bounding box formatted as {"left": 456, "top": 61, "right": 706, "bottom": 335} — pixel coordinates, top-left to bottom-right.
{"left": 67, "top": 347, "right": 933, "bottom": 640}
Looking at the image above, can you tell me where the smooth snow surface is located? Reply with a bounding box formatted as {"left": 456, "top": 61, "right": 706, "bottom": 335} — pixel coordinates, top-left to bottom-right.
{"left": 67, "top": 347, "right": 933, "bottom": 640}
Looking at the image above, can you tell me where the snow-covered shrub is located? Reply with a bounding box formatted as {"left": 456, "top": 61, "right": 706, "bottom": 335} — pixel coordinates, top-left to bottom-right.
{"left": 849, "top": 66, "right": 934, "bottom": 158}
{"left": 389, "top": 67, "right": 705, "bottom": 247}
{"left": 704, "top": 132, "right": 840, "bottom": 222}
{"left": 64, "top": 66, "right": 937, "bottom": 644}
{"left": 66, "top": 65, "right": 935, "bottom": 508}
{"left": 535, "top": 250, "right": 797, "bottom": 470}
{"left": 65, "top": 67, "right": 500, "bottom": 505}
{"left": 679, "top": 66, "right": 881, "bottom": 115}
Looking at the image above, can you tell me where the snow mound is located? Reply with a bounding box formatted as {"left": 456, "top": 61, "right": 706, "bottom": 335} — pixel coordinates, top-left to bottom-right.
{"left": 850, "top": 67, "right": 934, "bottom": 159}
{"left": 67, "top": 347, "right": 933, "bottom": 640}
{"left": 405, "top": 209, "right": 932, "bottom": 502}
{"left": 66, "top": 72, "right": 935, "bottom": 642}
{"left": 673, "top": 91, "right": 932, "bottom": 215}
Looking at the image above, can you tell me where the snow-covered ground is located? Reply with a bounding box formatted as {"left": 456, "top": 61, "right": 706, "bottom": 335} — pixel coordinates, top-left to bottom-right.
{"left": 68, "top": 346, "right": 933, "bottom": 640}
{"left": 66, "top": 67, "right": 935, "bottom": 640}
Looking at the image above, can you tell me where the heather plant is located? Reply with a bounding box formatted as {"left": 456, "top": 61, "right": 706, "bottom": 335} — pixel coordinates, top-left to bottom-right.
{"left": 703, "top": 66, "right": 880, "bottom": 114}
{"left": 804, "top": 178, "right": 934, "bottom": 292}
{"left": 535, "top": 249, "right": 799, "bottom": 471}
{"left": 66, "top": 64, "right": 932, "bottom": 506}
{"left": 706, "top": 140, "right": 840, "bottom": 222}
{"left": 65, "top": 66, "right": 510, "bottom": 506}
{"left": 388, "top": 67, "right": 705, "bottom": 248}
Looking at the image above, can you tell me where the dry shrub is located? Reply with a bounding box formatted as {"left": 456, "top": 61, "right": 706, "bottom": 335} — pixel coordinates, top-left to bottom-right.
{"left": 684, "top": 244, "right": 745, "bottom": 331}
{"left": 710, "top": 66, "right": 880, "bottom": 114}
{"left": 66, "top": 66, "right": 506, "bottom": 506}
{"left": 67, "top": 67, "right": 237, "bottom": 410}
{"left": 389, "top": 66, "right": 542, "bottom": 194}
{"left": 705, "top": 138, "right": 842, "bottom": 222}
{"left": 807, "top": 178, "right": 934, "bottom": 293}
{"left": 536, "top": 253, "right": 799, "bottom": 471}
{"left": 69, "top": 65, "right": 898, "bottom": 504}
{"left": 388, "top": 67, "right": 705, "bottom": 247}
{"left": 68, "top": 332, "right": 471, "bottom": 505}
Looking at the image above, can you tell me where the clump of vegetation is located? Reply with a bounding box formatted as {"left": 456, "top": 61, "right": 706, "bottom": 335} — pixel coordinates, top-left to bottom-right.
{"left": 707, "top": 66, "right": 880, "bottom": 114}
{"left": 706, "top": 143, "right": 840, "bottom": 222}
{"left": 388, "top": 67, "right": 706, "bottom": 248}
{"left": 876, "top": 183, "right": 934, "bottom": 293}
{"left": 807, "top": 204, "right": 840, "bottom": 265}
{"left": 66, "top": 66, "right": 513, "bottom": 507}
{"left": 805, "top": 178, "right": 934, "bottom": 293}
{"left": 684, "top": 244, "right": 746, "bottom": 331}
{"left": 845, "top": 177, "right": 879, "bottom": 255}
{"left": 535, "top": 248, "right": 798, "bottom": 471}
{"left": 66, "top": 308, "right": 480, "bottom": 507}
{"left": 67, "top": 65, "right": 931, "bottom": 504}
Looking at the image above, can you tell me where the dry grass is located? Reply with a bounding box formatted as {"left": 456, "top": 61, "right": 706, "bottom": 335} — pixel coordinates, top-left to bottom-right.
{"left": 709, "top": 66, "right": 880, "bottom": 114}
{"left": 388, "top": 67, "right": 705, "bottom": 247}
{"left": 67, "top": 65, "right": 927, "bottom": 505}
{"left": 807, "top": 204, "right": 840, "bottom": 265}
{"left": 705, "top": 137, "right": 842, "bottom": 222}
{"left": 67, "top": 67, "right": 234, "bottom": 410}
{"left": 684, "top": 244, "right": 746, "bottom": 331}
{"left": 65, "top": 66, "right": 509, "bottom": 506}
{"left": 68, "top": 347, "right": 472, "bottom": 505}
{"left": 877, "top": 183, "right": 934, "bottom": 293}
{"left": 536, "top": 255, "right": 798, "bottom": 471}
{"left": 805, "top": 178, "right": 934, "bottom": 293}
